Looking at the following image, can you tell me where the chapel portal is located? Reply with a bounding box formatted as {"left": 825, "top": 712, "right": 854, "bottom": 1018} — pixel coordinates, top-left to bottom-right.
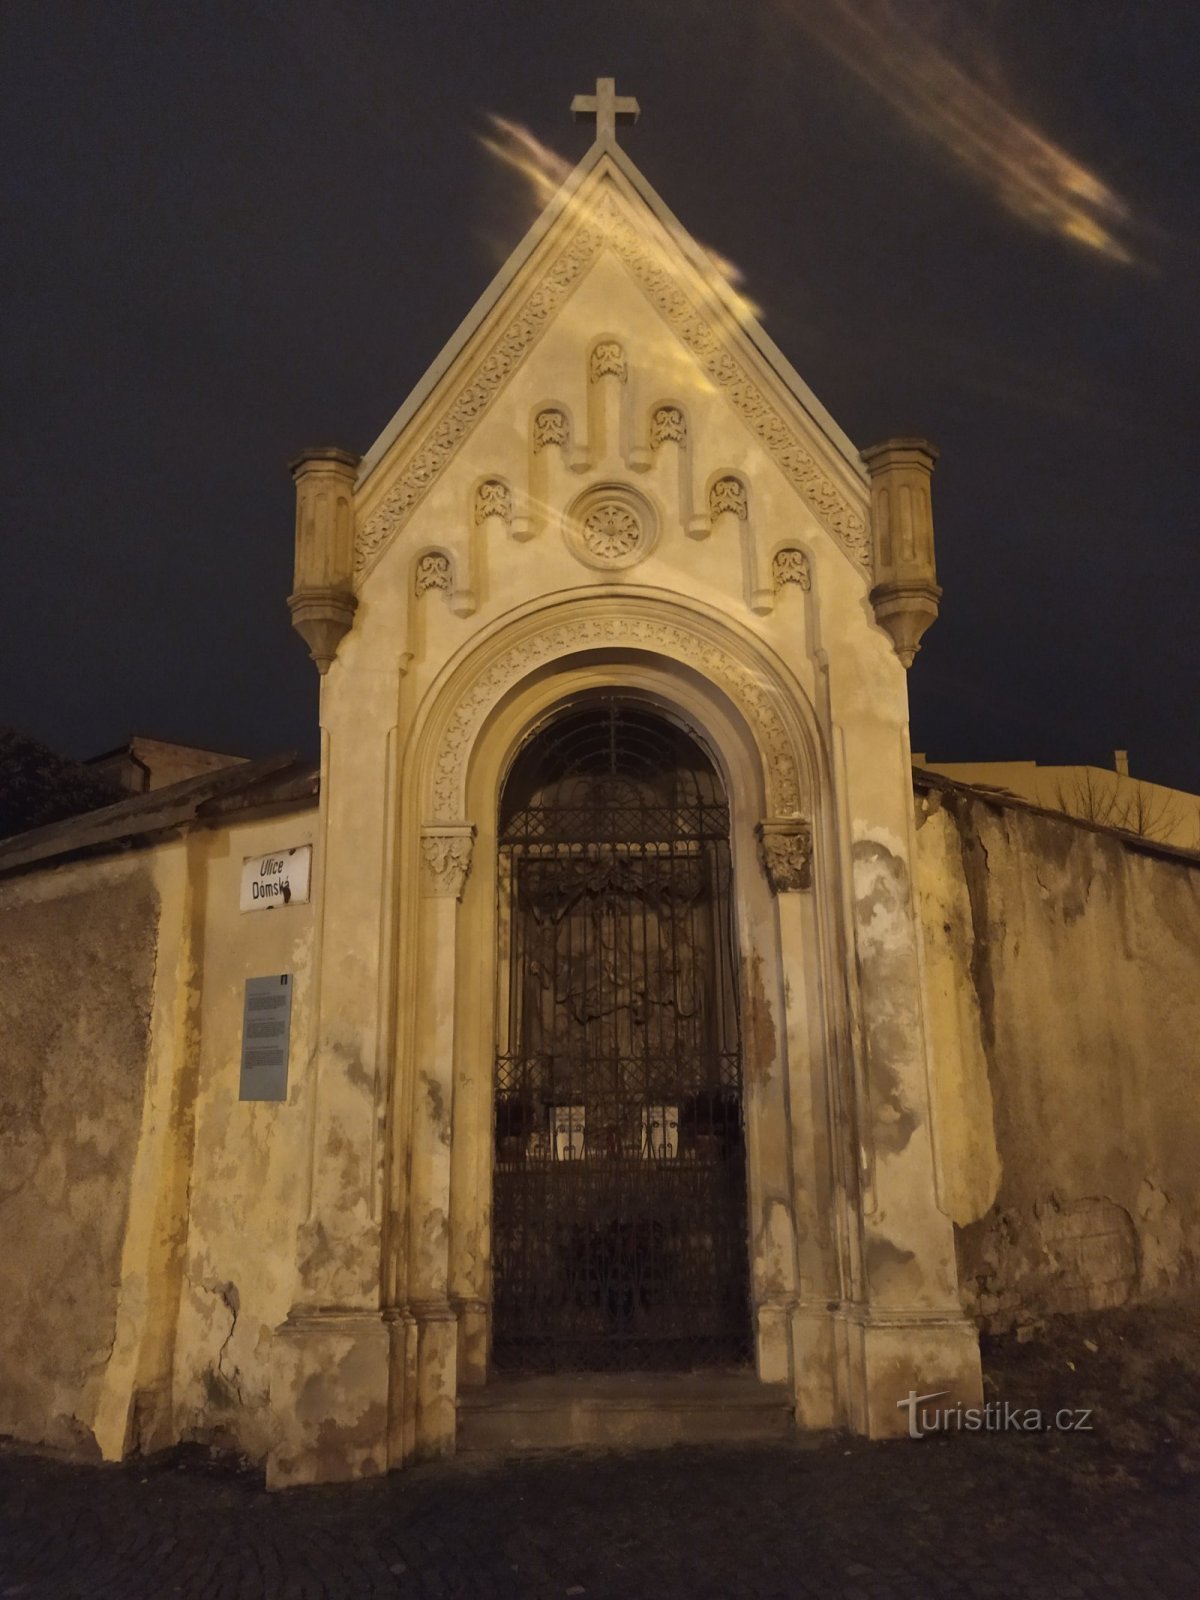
{"left": 491, "top": 698, "right": 753, "bottom": 1373}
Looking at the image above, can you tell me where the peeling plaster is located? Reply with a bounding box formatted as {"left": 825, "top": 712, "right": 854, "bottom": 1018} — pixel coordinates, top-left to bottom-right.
{"left": 917, "top": 789, "right": 1200, "bottom": 1329}
{"left": 739, "top": 949, "right": 777, "bottom": 1091}
{"left": 864, "top": 1234, "right": 920, "bottom": 1298}
{"left": 0, "top": 862, "right": 158, "bottom": 1456}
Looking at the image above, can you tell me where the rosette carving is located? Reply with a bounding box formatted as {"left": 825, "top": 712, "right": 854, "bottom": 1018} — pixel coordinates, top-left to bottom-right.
{"left": 582, "top": 502, "right": 641, "bottom": 560}
{"left": 564, "top": 484, "right": 657, "bottom": 571}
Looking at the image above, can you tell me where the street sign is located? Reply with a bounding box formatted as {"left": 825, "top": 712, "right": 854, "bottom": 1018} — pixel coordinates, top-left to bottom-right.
{"left": 240, "top": 845, "right": 312, "bottom": 911}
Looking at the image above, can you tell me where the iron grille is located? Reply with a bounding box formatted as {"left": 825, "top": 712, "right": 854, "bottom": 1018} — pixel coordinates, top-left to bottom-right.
{"left": 492, "top": 703, "right": 753, "bottom": 1373}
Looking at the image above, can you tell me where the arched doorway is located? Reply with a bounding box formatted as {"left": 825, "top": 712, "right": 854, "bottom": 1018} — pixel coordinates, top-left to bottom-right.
{"left": 491, "top": 698, "right": 752, "bottom": 1373}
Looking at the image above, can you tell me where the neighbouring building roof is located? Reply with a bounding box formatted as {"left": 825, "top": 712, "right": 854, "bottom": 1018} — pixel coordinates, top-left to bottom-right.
{"left": 83, "top": 735, "right": 249, "bottom": 795}
{"left": 0, "top": 753, "right": 317, "bottom": 877}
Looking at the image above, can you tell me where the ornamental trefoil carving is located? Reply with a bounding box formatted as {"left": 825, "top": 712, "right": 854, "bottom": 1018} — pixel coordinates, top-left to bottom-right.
{"left": 773, "top": 548, "right": 811, "bottom": 590}
{"left": 756, "top": 819, "right": 813, "bottom": 893}
{"left": 533, "top": 408, "right": 569, "bottom": 451}
{"left": 590, "top": 341, "right": 627, "bottom": 382}
{"left": 414, "top": 552, "right": 452, "bottom": 596}
{"left": 650, "top": 406, "right": 686, "bottom": 448}
{"left": 710, "top": 477, "right": 748, "bottom": 520}
{"left": 475, "top": 479, "right": 513, "bottom": 524}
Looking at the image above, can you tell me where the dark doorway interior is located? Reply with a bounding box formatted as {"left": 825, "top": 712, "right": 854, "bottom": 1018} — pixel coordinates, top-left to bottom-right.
{"left": 492, "top": 700, "right": 752, "bottom": 1373}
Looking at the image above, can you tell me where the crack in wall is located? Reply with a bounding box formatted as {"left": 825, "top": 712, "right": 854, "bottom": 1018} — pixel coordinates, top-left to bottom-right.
{"left": 202, "top": 1279, "right": 244, "bottom": 1407}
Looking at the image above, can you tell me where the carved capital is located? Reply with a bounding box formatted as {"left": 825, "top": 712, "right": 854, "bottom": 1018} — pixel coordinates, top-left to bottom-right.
{"left": 756, "top": 818, "right": 813, "bottom": 893}
{"left": 420, "top": 825, "right": 476, "bottom": 899}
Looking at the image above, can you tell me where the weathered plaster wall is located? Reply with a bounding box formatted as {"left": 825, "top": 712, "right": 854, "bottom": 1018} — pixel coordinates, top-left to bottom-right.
{"left": 0, "top": 857, "right": 160, "bottom": 1455}
{"left": 0, "top": 803, "right": 316, "bottom": 1465}
{"left": 170, "top": 812, "right": 316, "bottom": 1461}
{"left": 916, "top": 783, "right": 1200, "bottom": 1332}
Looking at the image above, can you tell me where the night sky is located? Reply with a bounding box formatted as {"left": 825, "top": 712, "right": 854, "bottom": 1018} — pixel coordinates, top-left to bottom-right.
{"left": 3, "top": 2, "right": 1197, "bottom": 789}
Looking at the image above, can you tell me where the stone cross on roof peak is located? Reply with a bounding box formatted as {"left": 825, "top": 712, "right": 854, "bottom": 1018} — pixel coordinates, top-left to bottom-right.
{"left": 570, "top": 77, "right": 640, "bottom": 144}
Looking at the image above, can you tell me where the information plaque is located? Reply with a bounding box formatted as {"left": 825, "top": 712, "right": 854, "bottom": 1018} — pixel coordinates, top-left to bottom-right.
{"left": 239, "top": 974, "right": 292, "bottom": 1102}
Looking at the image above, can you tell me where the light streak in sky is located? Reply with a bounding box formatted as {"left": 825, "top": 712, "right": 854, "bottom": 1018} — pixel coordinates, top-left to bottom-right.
{"left": 478, "top": 114, "right": 766, "bottom": 323}
{"left": 789, "top": 0, "right": 1139, "bottom": 265}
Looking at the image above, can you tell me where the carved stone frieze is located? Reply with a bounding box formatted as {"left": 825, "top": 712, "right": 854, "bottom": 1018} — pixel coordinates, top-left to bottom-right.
{"left": 430, "top": 610, "right": 803, "bottom": 821}
{"left": 710, "top": 476, "right": 748, "bottom": 520}
{"left": 355, "top": 187, "right": 869, "bottom": 578}
{"left": 533, "top": 408, "right": 569, "bottom": 451}
{"left": 650, "top": 405, "right": 686, "bottom": 448}
{"left": 590, "top": 340, "right": 627, "bottom": 381}
{"left": 773, "top": 547, "right": 811, "bottom": 590}
{"left": 756, "top": 818, "right": 813, "bottom": 893}
{"left": 414, "top": 552, "right": 452, "bottom": 596}
{"left": 420, "top": 825, "right": 476, "bottom": 899}
{"left": 474, "top": 479, "right": 513, "bottom": 524}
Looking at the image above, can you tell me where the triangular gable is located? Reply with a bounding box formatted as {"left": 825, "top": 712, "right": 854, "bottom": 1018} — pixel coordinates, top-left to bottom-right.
{"left": 354, "top": 136, "right": 871, "bottom": 581}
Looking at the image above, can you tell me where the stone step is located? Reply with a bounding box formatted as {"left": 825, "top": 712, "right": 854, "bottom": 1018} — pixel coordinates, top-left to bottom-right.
{"left": 457, "top": 1370, "right": 794, "bottom": 1452}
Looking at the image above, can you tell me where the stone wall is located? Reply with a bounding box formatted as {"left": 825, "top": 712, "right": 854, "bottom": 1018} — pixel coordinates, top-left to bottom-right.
{"left": 0, "top": 858, "right": 160, "bottom": 1455}
{"left": 0, "top": 804, "right": 316, "bottom": 1466}
{"left": 915, "top": 778, "right": 1200, "bottom": 1334}
{"left": 168, "top": 813, "right": 315, "bottom": 1463}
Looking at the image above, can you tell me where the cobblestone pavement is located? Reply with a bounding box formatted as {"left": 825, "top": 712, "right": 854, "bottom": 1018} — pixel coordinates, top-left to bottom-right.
{"left": 2, "top": 1431, "right": 1198, "bottom": 1600}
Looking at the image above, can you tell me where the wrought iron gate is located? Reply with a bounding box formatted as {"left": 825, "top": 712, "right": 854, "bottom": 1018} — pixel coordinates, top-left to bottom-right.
{"left": 492, "top": 702, "right": 752, "bottom": 1373}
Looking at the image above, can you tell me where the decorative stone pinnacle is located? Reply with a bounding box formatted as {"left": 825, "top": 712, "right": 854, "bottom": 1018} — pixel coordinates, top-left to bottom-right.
{"left": 288, "top": 445, "right": 360, "bottom": 675}
{"left": 571, "top": 77, "right": 640, "bottom": 144}
{"left": 863, "top": 436, "right": 942, "bottom": 668}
